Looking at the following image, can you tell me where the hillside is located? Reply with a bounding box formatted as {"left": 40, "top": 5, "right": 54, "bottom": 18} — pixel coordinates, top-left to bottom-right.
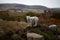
{"left": 0, "top": 3, "right": 48, "bottom": 10}
{"left": 50, "top": 8, "right": 60, "bottom": 13}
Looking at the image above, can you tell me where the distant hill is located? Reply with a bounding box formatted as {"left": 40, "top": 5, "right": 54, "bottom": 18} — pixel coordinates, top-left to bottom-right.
{"left": 50, "top": 8, "right": 60, "bottom": 13}
{"left": 0, "top": 3, "right": 60, "bottom": 13}
{"left": 0, "top": 3, "right": 48, "bottom": 10}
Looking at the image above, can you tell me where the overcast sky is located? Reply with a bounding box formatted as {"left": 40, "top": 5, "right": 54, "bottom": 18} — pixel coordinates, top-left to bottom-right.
{"left": 0, "top": 0, "right": 60, "bottom": 8}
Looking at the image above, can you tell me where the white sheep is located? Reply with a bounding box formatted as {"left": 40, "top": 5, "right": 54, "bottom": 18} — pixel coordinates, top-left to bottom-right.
{"left": 26, "top": 16, "right": 39, "bottom": 27}
{"left": 49, "top": 24, "right": 57, "bottom": 33}
{"left": 49, "top": 24, "right": 57, "bottom": 30}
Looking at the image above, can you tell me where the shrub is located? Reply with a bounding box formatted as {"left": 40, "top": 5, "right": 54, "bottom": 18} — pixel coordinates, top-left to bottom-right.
{"left": 51, "top": 13, "right": 60, "bottom": 19}
{"left": 26, "top": 11, "right": 35, "bottom": 16}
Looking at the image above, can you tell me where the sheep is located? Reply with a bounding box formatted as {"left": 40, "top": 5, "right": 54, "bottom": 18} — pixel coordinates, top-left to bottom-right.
{"left": 26, "top": 16, "right": 39, "bottom": 31}
{"left": 49, "top": 24, "right": 57, "bottom": 31}
{"left": 26, "top": 16, "right": 39, "bottom": 27}
{"left": 49, "top": 24, "right": 57, "bottom": 35}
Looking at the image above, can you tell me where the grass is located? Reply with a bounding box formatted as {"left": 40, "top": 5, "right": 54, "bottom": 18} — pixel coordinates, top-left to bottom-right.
{"left": 0, "top": 11, "right": 60, "bottom": 40}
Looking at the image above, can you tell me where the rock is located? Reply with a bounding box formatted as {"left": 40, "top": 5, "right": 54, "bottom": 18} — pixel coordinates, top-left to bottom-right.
{"left": 27, "top": 33, "right": 44, "bottom": 40}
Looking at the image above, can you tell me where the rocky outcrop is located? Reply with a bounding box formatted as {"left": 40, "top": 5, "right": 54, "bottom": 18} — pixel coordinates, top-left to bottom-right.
{"left": 27, "top": 33, "right": 44, "bottom": 40}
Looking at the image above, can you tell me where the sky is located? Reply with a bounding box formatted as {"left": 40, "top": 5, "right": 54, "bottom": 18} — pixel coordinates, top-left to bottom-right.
{"left": 0, "top": 0, "right": 60, "bottom": 8}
